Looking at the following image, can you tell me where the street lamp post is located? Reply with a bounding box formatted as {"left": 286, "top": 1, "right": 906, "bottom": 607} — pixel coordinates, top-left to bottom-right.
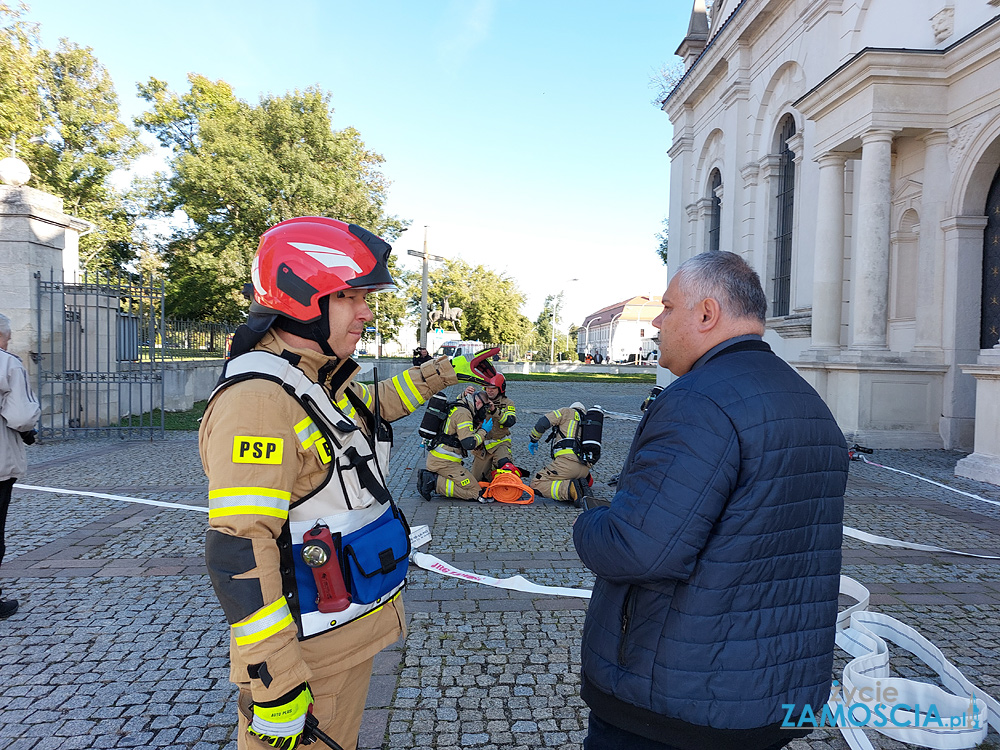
{"left": 608, "top": 312, "right": 623, "bottom": 363}
{"left": 583, "top": 316, "right": 601, "bottom": 356}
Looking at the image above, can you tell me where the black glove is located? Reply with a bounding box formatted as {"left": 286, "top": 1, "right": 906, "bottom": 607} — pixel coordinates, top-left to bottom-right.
{"left": 19, "top": 430, "right": 37, "bottom": 446}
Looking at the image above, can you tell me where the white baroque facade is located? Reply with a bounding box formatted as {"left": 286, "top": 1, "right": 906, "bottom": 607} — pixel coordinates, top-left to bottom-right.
{"left": 664, "top": 0, "right": 1000, "bottom": 482}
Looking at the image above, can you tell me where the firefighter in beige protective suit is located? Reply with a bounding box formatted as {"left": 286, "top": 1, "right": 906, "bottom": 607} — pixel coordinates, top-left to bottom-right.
{"left": 528, "top": 402, "right": 593, "bottom": 505}
{"left": 417, "top": 389, "right": 494, "bottom": 502}
{"left": 199, "top": 217, "right": 489, "bottom": 750}
{"left": 470, "top": 372, "right": 517, "bottom": 482}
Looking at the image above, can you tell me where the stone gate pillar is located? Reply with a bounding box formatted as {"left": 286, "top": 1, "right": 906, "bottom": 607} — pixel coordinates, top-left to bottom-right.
{"left": 0, "top": 155, "right": 87, "bottom": 379}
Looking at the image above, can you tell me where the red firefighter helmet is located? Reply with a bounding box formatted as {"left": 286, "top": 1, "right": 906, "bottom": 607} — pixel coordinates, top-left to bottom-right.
{"left": 483, "top": 371, "right": 506, "bottom": 396}
{"left": 250, "top": 217, "right": 396, "bottom": 323}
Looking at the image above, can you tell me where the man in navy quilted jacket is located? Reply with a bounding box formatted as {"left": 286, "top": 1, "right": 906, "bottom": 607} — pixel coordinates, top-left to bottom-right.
{"left": 573, "top": 251, "right": 847, "bottom": 750}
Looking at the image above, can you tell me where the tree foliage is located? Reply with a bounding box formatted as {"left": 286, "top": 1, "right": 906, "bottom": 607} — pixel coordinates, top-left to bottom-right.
{"left": 363, "top": 254, "right": 412, "bottom": 348}
{"left": 134, "top": 74, "right": 408, "bottom": 320}
{"left": 656, "top": 218, "right": 668, "bottom": 265}
{"left": 649, "top": 61, "right": 686, "bottom": 108}
{"left": 0, "top": 5, "right": 147, "bottom": 272}
{"left": 415, "top": 258, "right": 533, "bottom": 346}
{"left": 534, "top": 293, "right": 575, "bottom": 361}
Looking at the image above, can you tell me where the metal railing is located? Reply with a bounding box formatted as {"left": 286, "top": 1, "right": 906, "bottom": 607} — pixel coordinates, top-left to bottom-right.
{"left": 143, "top": 319, "right": 239, "bottom": 361}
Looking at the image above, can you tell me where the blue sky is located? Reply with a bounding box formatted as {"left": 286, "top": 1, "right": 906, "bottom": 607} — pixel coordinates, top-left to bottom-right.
{"left": 27, "top": 0, "right": 687, "bottom": 327}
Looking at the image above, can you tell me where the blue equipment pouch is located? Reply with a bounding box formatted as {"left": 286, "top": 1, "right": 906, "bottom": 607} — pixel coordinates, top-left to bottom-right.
{"left": 341, "top": 504, "right": 411, "bottom": 604}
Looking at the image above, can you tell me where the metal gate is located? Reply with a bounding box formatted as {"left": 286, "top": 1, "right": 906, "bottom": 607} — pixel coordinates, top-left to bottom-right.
{"left": 35, "top": 269, "right": 166, "bottom": 439}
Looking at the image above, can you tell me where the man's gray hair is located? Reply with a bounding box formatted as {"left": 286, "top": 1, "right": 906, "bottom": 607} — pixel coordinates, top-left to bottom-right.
{"left": 0, "top": 313, "right": 11, "bottom": 339}
{"left": 675, "top": 251, "right": 767, "bottom": 324}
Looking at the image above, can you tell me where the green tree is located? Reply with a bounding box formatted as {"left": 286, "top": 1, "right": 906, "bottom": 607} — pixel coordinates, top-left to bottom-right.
{"left": 134, "top": 74, "right": 407, "bottom": 320}
{"left": 0, "top": 6, "right": 147, "bottom": 273}
{"left": 417, "top": 258, "right": 533, "bottom": 344}
{"left": 362, "top": 254, "right": 412, "bottom": 350}
{"left": 0, "top": 5, "right": 42, "bottom": 140}
{"left": 655, "top": 218, "right": 668, "bottom": 265}
{"left": 534, "top": 293, "right": 574, "bottom": 361}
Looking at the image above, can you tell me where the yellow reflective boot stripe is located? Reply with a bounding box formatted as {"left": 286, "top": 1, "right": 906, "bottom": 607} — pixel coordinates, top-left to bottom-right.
{"left": 208, "top": 487, "right": 291, "bottom": 519}
{"left": 232, "top": 598, "right": 294, "bottom": 645}
{"left": 552, "top": 480, "right": 563, "bottom": 499}
{"left": 391, "top": 370, "right": 424, "bottom": 412}
{"left": 295, "top": 416, "right": 321, "bottom": 449}
{"left": 445, "top": 479, "right": 455, "bottom": 496}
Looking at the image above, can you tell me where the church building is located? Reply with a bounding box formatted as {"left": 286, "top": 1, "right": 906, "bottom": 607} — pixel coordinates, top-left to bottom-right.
{"left": 663, "top": 0, "right": 1000, "bottom": 483}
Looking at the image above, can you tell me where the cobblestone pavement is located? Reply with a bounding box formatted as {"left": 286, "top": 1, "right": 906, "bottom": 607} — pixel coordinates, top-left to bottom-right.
{"left": 1, "top": 380, "right": 999, "bottom": 749}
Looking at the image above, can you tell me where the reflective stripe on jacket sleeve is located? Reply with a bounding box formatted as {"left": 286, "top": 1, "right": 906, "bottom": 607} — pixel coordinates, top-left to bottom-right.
{"left": 232, "top": 598, "right": 295, "bottom": 646}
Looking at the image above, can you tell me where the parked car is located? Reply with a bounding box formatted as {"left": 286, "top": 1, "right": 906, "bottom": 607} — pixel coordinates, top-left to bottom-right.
{"left": 617, "top": 353, "right": 644, "bottom": 365}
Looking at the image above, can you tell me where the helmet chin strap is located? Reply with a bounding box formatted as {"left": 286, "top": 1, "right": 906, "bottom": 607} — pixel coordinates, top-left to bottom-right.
{"left": 274, "top": 295, "right": 336, "bottom": 357}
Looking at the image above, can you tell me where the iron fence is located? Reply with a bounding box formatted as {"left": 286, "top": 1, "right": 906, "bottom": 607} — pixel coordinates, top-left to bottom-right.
{"left": 35, "top": 269, "right": 167, "bottom": 439}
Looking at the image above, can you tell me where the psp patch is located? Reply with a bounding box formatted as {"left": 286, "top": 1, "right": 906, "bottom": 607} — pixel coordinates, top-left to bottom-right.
{"left": 232, "top": 436, "right": 284, "bottom": 465}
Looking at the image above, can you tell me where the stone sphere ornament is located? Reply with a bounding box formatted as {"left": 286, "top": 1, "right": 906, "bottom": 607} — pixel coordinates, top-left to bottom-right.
{"left": 0, "top": 156, "right": 31, "bottom": 187}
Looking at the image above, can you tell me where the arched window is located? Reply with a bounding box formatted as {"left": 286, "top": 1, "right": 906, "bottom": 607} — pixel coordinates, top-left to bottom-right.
{"left": 707, "top": 169, "right": 722, "bottom": 253}
{"left": 891, "top": 209, "right": 919, "bottom": 321}
{"left": 982, "top": 165, "right": 1000, "bottom": 349}
{"left": 772, "top": 116, "right": 796, "bottom": 316}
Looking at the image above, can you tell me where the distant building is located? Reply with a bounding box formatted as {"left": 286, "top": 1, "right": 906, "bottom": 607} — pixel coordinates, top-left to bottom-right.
{"left": 579, "top": 296, "right": 660, "bottom": 363}
{"left": 664, "top": 0, "right": 1000, "bottom": 481}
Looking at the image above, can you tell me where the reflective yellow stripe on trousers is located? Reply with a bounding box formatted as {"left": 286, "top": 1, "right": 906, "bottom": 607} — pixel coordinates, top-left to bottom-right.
{"left": 430, "top": 447, "right": 462, "bottom": 462}
{"left": 232, "top": 598, "right": 294, "bottom": 645}
{"left": 485, "top": 436, "right": 512, "bottom": 451}
{"left": 208, "top": 487, "right": 291, "bottom": 520}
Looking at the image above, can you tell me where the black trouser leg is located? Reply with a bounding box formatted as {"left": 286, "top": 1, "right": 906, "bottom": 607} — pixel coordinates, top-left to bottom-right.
{"left": 0, "top": 477, "right": 15, "bottom": 568}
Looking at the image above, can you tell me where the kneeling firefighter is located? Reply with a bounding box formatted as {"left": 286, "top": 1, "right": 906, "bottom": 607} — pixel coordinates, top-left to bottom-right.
{"left": 471, "top": 372, "right": 517, "bottom": 482}
{"left": 200, "top": 216, "right": 490, "bottom": 750}
{"left": 528, "top": 402, "right": 604, "bottom": 505}
{"left": 417, "top": 388, "right": 495, "bottom": 502}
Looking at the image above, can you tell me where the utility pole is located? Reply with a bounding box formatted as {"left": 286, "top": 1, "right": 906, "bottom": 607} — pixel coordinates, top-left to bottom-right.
{"left": 406, "top": 227, "right": 446, "bottom": 349}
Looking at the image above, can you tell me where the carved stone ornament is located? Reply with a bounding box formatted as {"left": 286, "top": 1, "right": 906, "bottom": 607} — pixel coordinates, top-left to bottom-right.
{"left": 930, "top": 5, "right": 954, "bottom": 44}
{"left": 948, "top": 112, "right": 991, "bottom": 172}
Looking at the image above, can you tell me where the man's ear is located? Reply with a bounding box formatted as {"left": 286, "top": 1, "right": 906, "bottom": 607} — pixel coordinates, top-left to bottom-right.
{"left": 697, "top": 297, "right": 722, "bottom": 331}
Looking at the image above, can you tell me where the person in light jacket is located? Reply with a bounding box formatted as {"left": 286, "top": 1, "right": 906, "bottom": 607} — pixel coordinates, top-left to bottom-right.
{"left": 0, "top": 312, "right": 41, "bottom": 620}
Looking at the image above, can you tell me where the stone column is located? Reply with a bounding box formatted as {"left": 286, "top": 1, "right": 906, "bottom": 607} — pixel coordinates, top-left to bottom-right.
{"left": 938, "top": 215, "right": 989, "bottom": 450}
{"left": 914, "top": 131, "right": 949, "bottom": 351}
{"left": 0, "top": 180, "right": 84, "bottom": 379}
{"left": 850, "top": 129, "right": 895, "bottom": 350}
{"left": 811, "top": 152, "right": 848, "bottom": 350}
{"left": 955, "top": 348, "right": 1000, "bottom": 486}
